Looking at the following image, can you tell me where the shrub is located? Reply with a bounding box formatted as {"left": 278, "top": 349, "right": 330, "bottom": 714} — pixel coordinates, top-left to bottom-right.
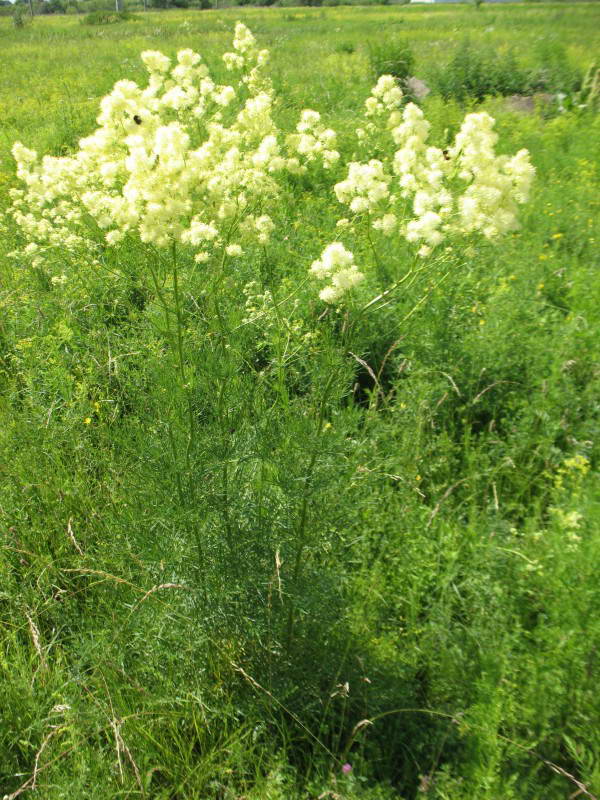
{"left": 35, "top": 0, "right": 66, "bottom": 13}
{"left": 3, "top": 24, "right": 556, "bottom": 800}
{"left": 528, "top": 40, "right": 581, "bottom": 93}
{"left": 82, "top": 8, "right": 135, "bottom": 22}
{"left": 12, "top": 4, "right": 27, "bottom": 25}
{"left": 368, "top": 38, "right": 414, "bottom": 82}
{"left": 334, "top": 39, "right": 355, "bottom": 52}
{"left": 433, "top": 39, "right": 529, "bottom": 102}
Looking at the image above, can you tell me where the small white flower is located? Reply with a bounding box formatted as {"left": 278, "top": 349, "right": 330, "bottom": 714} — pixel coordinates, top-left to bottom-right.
{"left": 226, "top": 243, "right": 243, "bottom": 257}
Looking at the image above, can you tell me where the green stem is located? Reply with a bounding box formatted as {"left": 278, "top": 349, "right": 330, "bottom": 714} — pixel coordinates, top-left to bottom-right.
{"left": 171, "top": 241, "right": 187, "bottom": 389}
{"left": 208, "top": 223, "right": 240, "bottom": 570}
{"left": 171, "top": 241, "right": 196, "bottom": 463}
{"left": 366, "top": 217, "right": 387, "bottom": 286}
{"left": 210, "top": 216, "right": 239, "bottom": 342}
{"left": 220, "top": 383, "right": 234, "bottom": 555}
{"left": 212, "top": 250, "right": 228, "bottom": 341}
{"left": 166, "top": 409, "right": 185, "bottom": 507}
{"left": 262, "top": 247, "right": 290, "bottom": 411}
{"left": 147, "top": 255, "right": 186, "bottom": 505}
{"left": 361, "top": 251, "right": 423, "bottom": 313}
{"left": 285, "top": 371, "right": 337, "bottom": 647}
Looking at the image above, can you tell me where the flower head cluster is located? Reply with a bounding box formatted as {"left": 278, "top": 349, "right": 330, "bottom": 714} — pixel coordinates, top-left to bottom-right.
{"left": 308, "top": 76, "right": 534, "bottom": 302}
{"left": 391, "top": 103, "right": 452, "bottom": 253}
{"left": 7, "top": 47, "right": 533, "bottom": 313}
{"left": 310, "top": 243, "right": 364, "bottom": 303}
{"left": 365, "top": 75, "right": 403, "bottom": 119}
{"left": 222, "top": 22, "right": 271, "bottom": 96}
{"left": 286, "top": 109, "right": 340, "bottom": 171}
{"left": 334, "top": 160, "right": 391, "bottom": 215}
{"left": 449, "top": 112, "right": 535, "bottom": 239}
{"left": 7, "top": 24, "right": 298, "bottom": 269}
{"left": 355, "top": 75, "right": 403, "bottom": 150}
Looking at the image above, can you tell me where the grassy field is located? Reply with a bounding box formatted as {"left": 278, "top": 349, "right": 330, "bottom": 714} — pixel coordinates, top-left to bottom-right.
{"left": 1, "top": 5, "right": 600, "bottom": 799}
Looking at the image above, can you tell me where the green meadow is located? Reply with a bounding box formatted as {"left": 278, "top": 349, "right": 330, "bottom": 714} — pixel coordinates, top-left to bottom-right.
{"left": 1, "top": 5, "right": 599, "bottom": 799}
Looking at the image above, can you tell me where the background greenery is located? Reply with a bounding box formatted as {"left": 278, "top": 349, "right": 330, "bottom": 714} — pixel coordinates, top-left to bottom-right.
{"left": 1, "top": 5, "right": 599, "bottom": 799}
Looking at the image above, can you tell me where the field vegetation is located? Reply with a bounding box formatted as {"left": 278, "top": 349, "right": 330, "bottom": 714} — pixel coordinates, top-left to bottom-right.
{"left": 1, "top": 5, "right": 599, "bottom": 799}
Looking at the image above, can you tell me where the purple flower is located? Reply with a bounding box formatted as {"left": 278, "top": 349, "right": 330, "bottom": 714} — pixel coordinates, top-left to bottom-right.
{"left": 342, "top": 763, "right": 352, "bottom": 774}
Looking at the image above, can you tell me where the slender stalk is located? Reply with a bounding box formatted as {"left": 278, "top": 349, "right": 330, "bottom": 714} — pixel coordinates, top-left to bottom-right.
{"left": 216, "top": 378, "right": 234, "bottom": 562}
{"left": 207, "top": 222, "right": 240, "bottom": 571}
{"left": 361, "top": 251, "right": 424, "bottom": 313}
{"left": 366, "top": 216, "right": 387, "bottom": 286}
{"left": 262, "top": 246, "right": 291, "bottom": 411}
{"left": 171, "top": 240, "right": 196, "bottom": 459}
{"left": 147, "top": 255, "right": 186, "bottom": 505}
{"left": 171, "top": 241, "right": 187, "bottom": 389}
{"left": 211, "top": 249, "right": 229, "bottom": 341}
{"left": 166, "top": 420, "right": 185, "bottom": 506}
{"left": 151, "top": 246, "right": 207, "bottom": 591}
{"left": 209, "top": 214, "right": 239, "bottom": 343}
{"left": 285, "top": 371, "right": 337, "bottom": 647}
{"left": 393, "top": 267, "right": 452, "bottom": 331}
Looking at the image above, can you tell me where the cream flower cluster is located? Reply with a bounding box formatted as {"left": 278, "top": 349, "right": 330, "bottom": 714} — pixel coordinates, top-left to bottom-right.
{"left": 7, "top": 24, "right": 323, "bottom": 271}
{"left": 310, "top": 243, "right": 364, "bottom": 304}
{"left": 448, "top": 112, "right": 535, "bottom": 239}
{"left": 309, "top": 76, "right": 534, "bottom": 302}
{"left": 334, "top": 160, "right": 391, "bottom": 215}
{"left": 365, "top": 75, "right": 404, "bottom": 119}
{"left": 391, "top": 103, "right": 452, "bottom": 253}
{"left": 393, "top": 105, "right": 533, "bottom": 247}
{"left": 7, "top": 46, "right": 533, "bottom": 311}
{"left": 222, "top": 21, "right": 272, "bottom": 96}
{"left": 286, "top": 110, "right": 340, "bottom": 171}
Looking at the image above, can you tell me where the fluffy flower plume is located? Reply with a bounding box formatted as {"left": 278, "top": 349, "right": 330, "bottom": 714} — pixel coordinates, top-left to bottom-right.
{"left": 222, "top": 21, "right": 271, "bottom": 96}
{"left": 7, "top": 23, "right": 325, "bottom": 269}
{"left": 7, "top": 44, "right": 533, "bottom": 309}
{"left": 449, "top": 112, "right": 536, "bottom": 238}
{"left": 366, "top": 75, "right": 404, "bottom": 118}
{"left": 308, "top": 75, "right": 534, "bottom": 304}
{"left": 286, "top": 109, "right": 340, "bottom": 170}
{"left": 310, "top": 242, "right": 364, "bottom": 303}
{"left": 334, "top": 160, "right": 391, "bottom": 215}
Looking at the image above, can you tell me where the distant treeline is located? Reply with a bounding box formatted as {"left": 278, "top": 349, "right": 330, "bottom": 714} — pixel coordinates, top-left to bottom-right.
{"left": 2, "top": 0, "right": 378, "bottom": 12}
{"left": 2, "top": 0, "right": 599, "bottom": 16}
{"left": 2, "top": 0, "right": 599, "bottom": 15}
{"left": 1, "top": 0, "right": 397, "bottom": 13}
